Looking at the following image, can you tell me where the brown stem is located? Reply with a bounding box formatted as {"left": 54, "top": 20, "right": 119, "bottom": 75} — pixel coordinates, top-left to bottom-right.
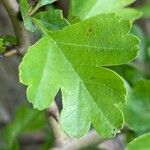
{"left": 62, "top": 130, "right": 105, "bottom": 150}
{"left": 0, "top": 48, "right": 18, "bottom": 59}
{"left": 1, "top": 0, "right": 30, "bottom": 54}
{"left": 51, "top": 130, "right": 104, "bottom": 150}
{"left": 46, "top": 102, "right": 70, "bottom": 148}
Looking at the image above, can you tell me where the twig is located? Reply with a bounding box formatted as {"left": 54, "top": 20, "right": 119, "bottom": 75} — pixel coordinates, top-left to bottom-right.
{"left": 115, "top": 135, "right": 124, "bottom": 150}
{"left": 61, "top": 130, "right": 105, "bottom": 150}
{"left": 0, "top": 49, "right": 18, "bottom": 59}
{"left": 1, "top": 0, "right": 30, "bottom": 54}
{"left": 46, "top": 102, "right": 70, "bottom": 148}
{"left": 19, "top": 131, "right": 46, "bottom": 145}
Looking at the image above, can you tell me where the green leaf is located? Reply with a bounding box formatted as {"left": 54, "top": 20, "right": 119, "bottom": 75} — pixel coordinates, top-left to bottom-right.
{"left": 69, "top": 0, "right": 136, "bottom": 19}
{"left": 20, "top": 0, "right": 36, "bottom": 32}
{"left": 0, "top": 38, "right": 5, "bottom": 53}
{"left": 126, "top": 133, "right": 150, "bottom": 150}
{"left": 20, "top": 0, "right": 56, "bottom": 32}
{"left": 35, "top": 7, "right": 69, "bottom": 31}
{"left": 116, "top": 8, "right": 142, "bottom": 21}
{"left": 125, "top": 80, "right": 150, "bottom": 133}
{"left": 19, "top": 35, "right": 125, "bottom": 138}
{"left": 2, "top": 35, "right": 17, "bottom": 46}
{"left": 138, "top": 2, "right": 150, "bottom": 18}
{"left": 19, "top": 14, "right": 139, "bottom": 138}
{"left": 29, "top": 0, "right": 57, "bottom": 16}
{"left": 36, "top": 0, "right": 56, "bottom": 8}
{"left": 2, "top": 105, "right": 46, "bottom": 149}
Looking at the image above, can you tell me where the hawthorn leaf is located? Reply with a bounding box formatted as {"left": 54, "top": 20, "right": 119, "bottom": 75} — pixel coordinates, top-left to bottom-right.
{"left": 125, "top": 80, "right": 150, "bottom": 133}
{"left": 116, "top": 8, "right": 142, "bottom": 21}
{"left": 19, "top": 35, "right": 125, "bottom": 138}
{"left": 29, "top": 0, "right": 57, "bottom": 16}
{"left": 126, "top": 133, "right": 150, "bottom": 150}
{"left": 20, "top": 0, "right": 56, "bottom": 32}
{"left": 19, "top": 14, "right": 139, "bottom": 138}
{"left": 20, "top": 0, "right": 36, "bottom": 32}
{"left": 69, "top": 0, "right": 136, "bottom": 19}
{"left": 0, "top": 38, "right": 5, "bottom": 53}
{"left": 35, "top": 0, "right": 56, "bottom": 8}
{"left": 35, "top": 7, "right": 69, "bottom": 31}
{"left": 49, "top": 15, "right": 139, "bottom": 66}
{"left": 34, "top": 14, "right": 139, "bottom": 66}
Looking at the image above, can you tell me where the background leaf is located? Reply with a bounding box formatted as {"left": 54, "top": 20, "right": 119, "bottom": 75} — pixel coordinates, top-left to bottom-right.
{"left": 69, "top": 0, "right": 136, "bottom": 20}
{"left": 115, "top": 8, "right": 142, "bottom": 21}
{"left": 20, "top": 0, "right": 57, "bottom": 32}
{"left": 125, "top": 80, "right": 150, "bottom": 133}
{"left": 2, "top": 105, "right": 46, "bottom": 149}
{"left": 138, "top": 1, "right": 150, "bottom": 18}
{"left": 20, "top": 0, "right": 36, "bottom": 32}
{"left": 36, "top": 0, "right": 56, "bottom": 8}
{"left": 0, "top": 38, "right": 5, "bottom": 53}
{"left": 126, "top": 133, "right": 150, "bottom": 150}
{"left": 28, "top": 0, "right": 57, "bottom": 16}
{"left": 35, "top": 6, "right": 69, "bottom": 31}
{"left": 2, "top": 35, "right": 17, "bottom": 46}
